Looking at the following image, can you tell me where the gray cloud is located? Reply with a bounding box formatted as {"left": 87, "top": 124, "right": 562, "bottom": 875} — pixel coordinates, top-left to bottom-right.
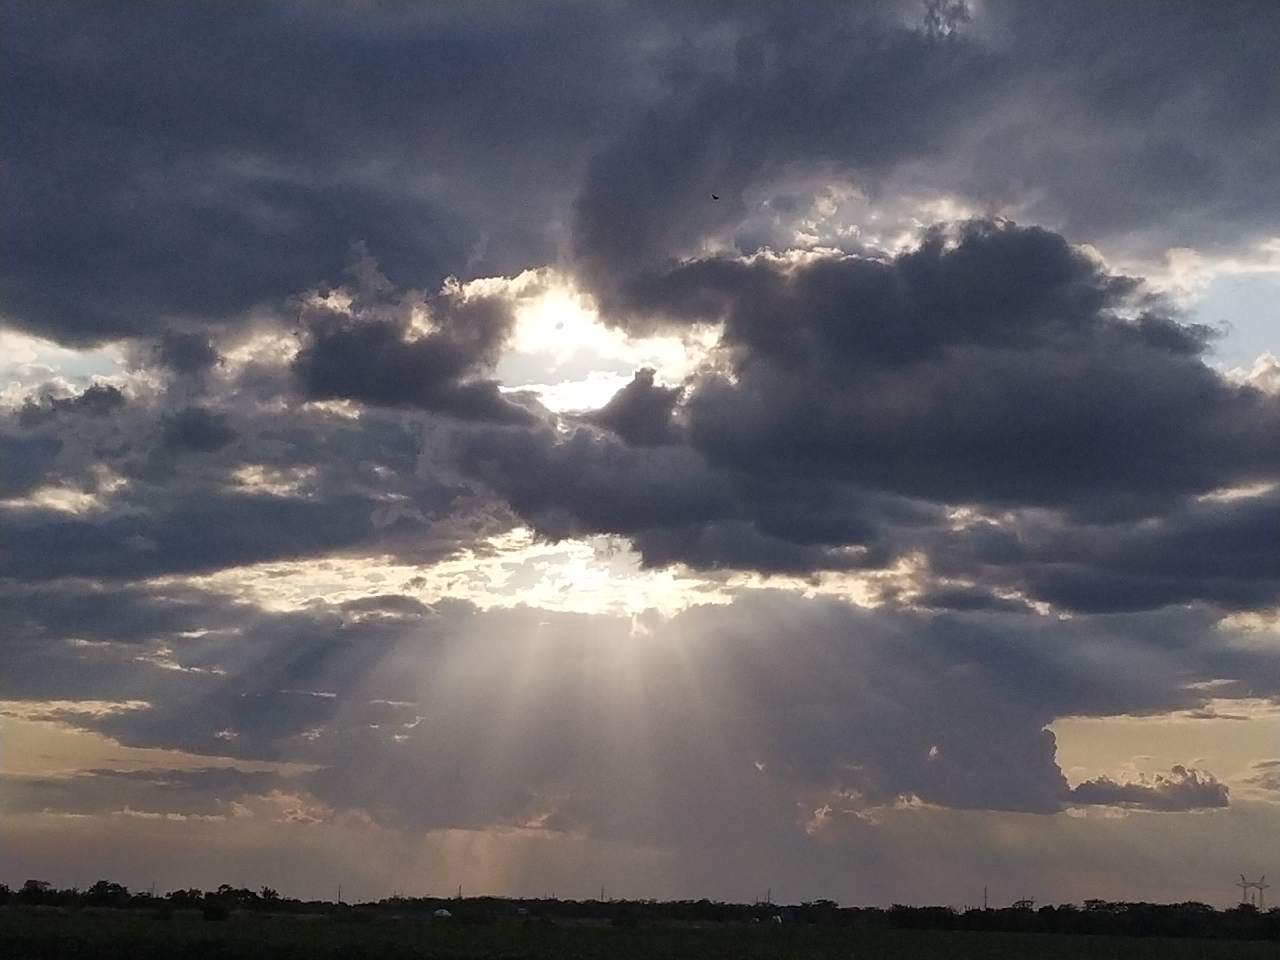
{"left": 1068, "top": 766, "right": 1230, "bottom": 812}
{"left": 18, "top": 383, "right": 126, "bottom": 429}
{"left": 0, "top": 352, "right": 497, "bottom": 584}
{"left": 1244, "top": 760, "right": 1280, "bottom": 796}
{"left": 583, "top": 368, "right": 682, "bottom": 446}
{"left": 155, "top": 331, "right": 221, "bottom": 374}
{"left": 0, "top": 767, "right": 284, "bottom": 819}
{"left": 0, "top": 431, "right": 62, "bottom": 497}
{"left": 965, "top": 1, "right": 1280, "bottom": 255}
{"left": 573, "top": 0, "right": 1280, "bottom": 305}
{"left": 11, "top": 2, "right": 1280, "bottom": 349}
{"left": 293, "top": 281, "right": 531, "bottom": 423}
{"left": 921, "top": 486, "right": 1280, "bottom": 614}
{"left": 0, "top": 491, "right": 374, "bottom": 583}
{"left": 666, "top": 223, "right": 1267, "bottom": 510}
{"left": 1, "top": 1, "right": 676, "bottom": 344}
{"left": 449, "top": 222, "right": 1280, "bottom": 613}
{"left": 573, "top": 3, "right": 994, "bottom": 306}
{"left": 159, "top": 406, "right": 237, "bottom": 454}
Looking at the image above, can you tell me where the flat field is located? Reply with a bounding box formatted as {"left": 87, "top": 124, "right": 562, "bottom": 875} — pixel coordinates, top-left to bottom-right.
{"left": 2, "top": 907, "right": 1277, "bottom": 960}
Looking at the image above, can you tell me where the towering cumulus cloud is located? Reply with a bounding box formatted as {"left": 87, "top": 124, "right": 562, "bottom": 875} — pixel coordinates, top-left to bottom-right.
{"left": 2, "top": 0, "right": 1280, "bottom": 905}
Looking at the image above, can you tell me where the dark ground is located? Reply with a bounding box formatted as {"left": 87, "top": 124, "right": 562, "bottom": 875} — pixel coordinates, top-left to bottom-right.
{"left": 3, "top": 907, "right": 1279, "bottom": 960}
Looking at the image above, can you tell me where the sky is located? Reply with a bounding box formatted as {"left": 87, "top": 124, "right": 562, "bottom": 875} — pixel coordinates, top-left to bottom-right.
{"left": 2, "top": 0, "right": 1280, "bottom": 908}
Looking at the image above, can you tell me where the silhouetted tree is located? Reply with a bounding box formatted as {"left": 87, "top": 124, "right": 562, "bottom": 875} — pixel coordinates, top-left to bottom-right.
{"left": 18, "top": 880, "right": 52, "bottom": 905}
{"left": 86, "top": 880, "right": 129, "bottom": 906}
{"left": 166, "top": 888, "right": 205, "bottom": 908}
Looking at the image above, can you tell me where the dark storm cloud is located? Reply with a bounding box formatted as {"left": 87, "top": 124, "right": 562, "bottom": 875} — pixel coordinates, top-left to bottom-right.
{"left": 2, "top": 152, "right": 463, "bottom": 345}
{"left": 0, "top": 580, "right": 249, "bottom": 652}
{"left": 913, "top": 585, "right": 1033, "bottom": 614}
{"left": 572, "top": 2, "right": 993, "bottom": 306}
{"left": 0, "top": 384, "right": 432, "bottom": 584}
{"left": 449, "top": 422, "right": 736, "bottom": 541}
{"left": 0, "top": 349, "right": 498, "bottom": 585}
{"left": 583, "top": 368, "right": 682, "bottom": 446}
{"left": 572, "top": 0, "right": 1280, "bottom": 302}
{"left": 1068, "top": 766, "right": 1230, "bottom": 813}
{"left": 448, "top": 222, "right": 1280, "bottom": 610}
{"left": 929, "top": 488, "right": 1280, "bottom": 613}
{"left": 670, "top": 222, "right": 1272, "bottom": 509}
{"left": 160, "top": 406, "right": 237, "bottom": 454}
{"left": 446, "top": 418, "right": 923, "bottom": 572}
{"left": 293, "top": 289, "right": 531, "bottom": 423}
{"left": 17, "top": 383, "right": 126, "bottom": 428}
{"left": 0, "top": 432, "right": 60, "bottom": 496}
{"left": 0, "top": 492, "right": 373, "bottom": 582}
{"left": 0, "top": 1, "right": 674, "bottom": 344}
{"left": 969, "top": 0, "right": 1280, "bottom": 252}
{"left": 7, "top": 1, "right": 1280, "bottom": 347}
{"left": 155, "top": 331, "right": 220, "bottom": 374}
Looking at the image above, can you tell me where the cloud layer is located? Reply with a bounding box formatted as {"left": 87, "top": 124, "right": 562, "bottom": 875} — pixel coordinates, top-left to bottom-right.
{"left": 4, "top": 0, "right": 1280, "bottom": 903}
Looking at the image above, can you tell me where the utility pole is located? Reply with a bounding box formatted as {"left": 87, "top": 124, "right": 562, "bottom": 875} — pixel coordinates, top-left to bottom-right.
{"left": 983, "top": 886, "right": 988, "bottom": 911}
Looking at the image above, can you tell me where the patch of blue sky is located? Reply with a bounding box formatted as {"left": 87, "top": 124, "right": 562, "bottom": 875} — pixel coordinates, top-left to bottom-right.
{"left": 1192, "top": 273, "right": 1280, "bottom": 369}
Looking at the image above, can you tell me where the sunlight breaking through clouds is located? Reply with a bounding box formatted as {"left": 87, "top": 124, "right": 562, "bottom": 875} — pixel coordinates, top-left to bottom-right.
{"left": 158, "top": 531, "right": 732, "bottom": 617}
{"left": 496, "top": 273, "right": 720, "bottom": 412}
{"left": 5, "top": 0, "right": 1280, "bottom": 907}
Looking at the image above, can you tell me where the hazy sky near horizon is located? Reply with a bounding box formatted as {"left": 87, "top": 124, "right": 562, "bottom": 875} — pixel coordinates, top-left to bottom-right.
{"left": 3, "top": 0, "right": 1280, "bottom": 906}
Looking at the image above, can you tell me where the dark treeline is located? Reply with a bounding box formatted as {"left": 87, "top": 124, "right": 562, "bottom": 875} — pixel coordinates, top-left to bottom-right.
{"left": 4, "top": 880, "right": 1279, "bottom": 941}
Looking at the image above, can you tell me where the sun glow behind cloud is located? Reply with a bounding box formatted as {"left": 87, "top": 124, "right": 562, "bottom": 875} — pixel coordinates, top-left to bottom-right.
{"left": 157, "top": 529, "right": 732, "bottom": 617}
{"left": 152, "top": 529, "right": 928, "bottom": 621}
{"left": 495, "top": 274, "right": 719, "bottom": 412}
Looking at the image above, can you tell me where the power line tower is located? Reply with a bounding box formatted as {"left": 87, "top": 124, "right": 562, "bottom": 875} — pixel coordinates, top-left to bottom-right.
{"left": 1238, "top": 874, "right": 1269, "bottom": 907}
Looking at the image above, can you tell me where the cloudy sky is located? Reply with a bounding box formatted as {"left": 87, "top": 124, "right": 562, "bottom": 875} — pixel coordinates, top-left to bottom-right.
{"left": 4, "top": 0, "right": 1280, "bottom": 907}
